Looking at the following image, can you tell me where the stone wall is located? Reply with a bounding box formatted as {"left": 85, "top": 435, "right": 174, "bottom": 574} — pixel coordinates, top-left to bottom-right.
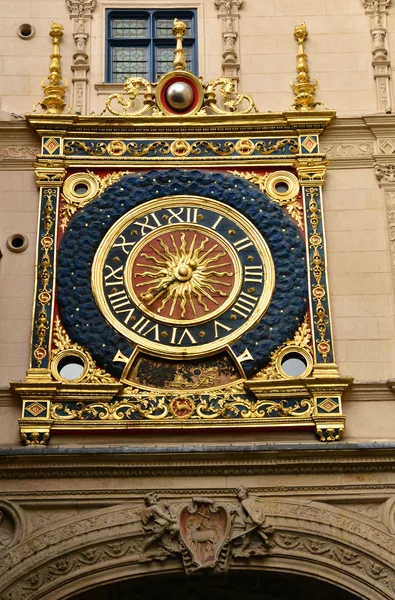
{"left": 0, "top": 1, "right": 395, "bottom": 442}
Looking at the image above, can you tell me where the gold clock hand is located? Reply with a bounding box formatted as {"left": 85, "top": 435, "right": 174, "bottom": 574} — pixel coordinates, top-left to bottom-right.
{"left": 141, "top": 276, "right": 178, "bottom": 305}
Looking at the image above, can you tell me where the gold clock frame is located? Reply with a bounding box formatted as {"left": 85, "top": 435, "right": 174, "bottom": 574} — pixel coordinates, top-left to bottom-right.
{"left": 91, "top": 195, "right": 275, "bottom": 359}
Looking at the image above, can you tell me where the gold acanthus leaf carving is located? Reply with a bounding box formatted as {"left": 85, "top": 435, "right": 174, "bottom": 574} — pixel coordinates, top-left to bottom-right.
{"left": 254, "top": 315, "right": 312, "bottom": 381}
{"left": 59, "top": 193, "right": 89, "bottom": 231}
{"left": 87, "top": 170, "right": 133, "bottom": 196}
{"left": 230, "top": 170, "right": 304, "bottom": 229}
{"left": 102, "top": 76, "right": 158, "bottom": 116}
{"left": 205, "top": 77, "right": 258, "bottom": 115}
{"left": 51, "top": 317, "right": 116, "bottom": 384}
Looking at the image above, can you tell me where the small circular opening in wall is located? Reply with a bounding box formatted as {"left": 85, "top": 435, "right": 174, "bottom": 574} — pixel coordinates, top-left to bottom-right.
{"left": 280, "top": 351, "right": 308, "bottom": 377}
{"left": 57, "top": 355, "right": 85, "bottom": 381}
{"left": 74, "top": 182, "right": 89, "bottom": 196}
{"left": 17, "top": 24, "right": 35, "bottom": 39}
{"left": 6, "top": 234, "right": 29, "bottom": 253}
{"left": 275, "top": 181, "right": 289, "bottom": 194}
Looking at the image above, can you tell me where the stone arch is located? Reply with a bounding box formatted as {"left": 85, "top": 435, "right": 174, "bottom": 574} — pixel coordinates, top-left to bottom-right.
{"left": 0, "top": 497, "right": 394, "bottom": 600}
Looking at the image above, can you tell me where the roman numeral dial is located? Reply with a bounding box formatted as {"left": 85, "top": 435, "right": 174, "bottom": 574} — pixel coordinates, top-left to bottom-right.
{"left": 92, "top": 196, "right": 275, "bottom": 359}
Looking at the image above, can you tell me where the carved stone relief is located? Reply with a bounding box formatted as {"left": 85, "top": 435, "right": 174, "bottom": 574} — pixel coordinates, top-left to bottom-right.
{"left": 384, "top": 190, "right": 395, "bottom": 279}
{"left": 362, "top": 0, "right": 393, "bottom": 112}
{"left": 214, "top": 0, "right": 243, "bottom": 80}
{"left": 0, "top": 510, "right": 14, "bottom": 552}
{"left": 1, "top": 493, "right": 395, "bottom": 600}
{"left": 65, "top": 0, "right": 97, "bottom": 114}
{"left": 321, "top": 142, "right": 374, "bottom": 158}
{"left": 374, "top": 162, "right": 395, "bottom": 182}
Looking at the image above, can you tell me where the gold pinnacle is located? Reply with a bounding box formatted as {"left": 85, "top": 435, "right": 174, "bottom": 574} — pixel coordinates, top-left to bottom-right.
{"left": 40, "top": 22, "right": 68, "bottom": 114}
{"left": 172, "top": 18, "right": 187, "bottom": 71}
{"left": 291, "top": 22, "right": 318, "bottom": 111}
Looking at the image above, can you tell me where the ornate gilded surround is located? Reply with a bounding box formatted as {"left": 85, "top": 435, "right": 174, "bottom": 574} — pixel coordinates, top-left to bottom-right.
{"left": 10, "top": 107, "right": 351, "bottom": 445}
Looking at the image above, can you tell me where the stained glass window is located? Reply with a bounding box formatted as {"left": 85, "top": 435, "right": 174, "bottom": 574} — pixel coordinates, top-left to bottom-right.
{"left": 112, "top": 19, "right": 148, "bottom": 38}
{"left": 112, "top": 47, "right": 148, "bottom": 82}
{"left": 156, "top": 46, "right": 192, "bottom": 77}
{"left": 106, "top": 10, "right": 197, "bottom": 83}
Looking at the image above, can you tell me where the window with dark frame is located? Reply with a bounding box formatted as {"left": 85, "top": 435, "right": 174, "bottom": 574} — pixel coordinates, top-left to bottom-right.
{"left": 106, "top": 9, "right": 198, "bottom": 83}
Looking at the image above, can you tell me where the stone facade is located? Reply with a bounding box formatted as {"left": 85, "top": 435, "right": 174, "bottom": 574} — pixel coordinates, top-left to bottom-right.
{"left": 1, "top": 1, "right": 395, "bottom": 598}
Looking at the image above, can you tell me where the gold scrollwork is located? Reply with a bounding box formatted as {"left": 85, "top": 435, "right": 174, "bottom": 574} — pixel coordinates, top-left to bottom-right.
{"left": 60, "top": 172, "right": 99, "bottom": 231}
{"left": 231, "top": 170, "right": 304, "bottom": 230}
{"left": 306, "top": 187, "right": 331, "bottom": 362}
{"left": 254, "top": 315, "right": 313, "bottom": 380}
{"left": 103, "top": 76, "right": 156, "bottom": 116}
{"left": 196, "top": 396, "right": 313, "bottom": 419}
{"left": 126, "top": 141, "right": 170, "bottom": 156}
{"left": 204, "top": 78, "right": 258, "bottom": 115}
{"left": 64, "top": 140, "right": 107, "bottom": 156}
{"left": 50, "top": 390, "right": 313, "bottom": 423}
{"left": 51, "top": 317, "right": 116, "bottom": 384}
{"left": 51, "top": 394, "right": 168, "bottom": 421}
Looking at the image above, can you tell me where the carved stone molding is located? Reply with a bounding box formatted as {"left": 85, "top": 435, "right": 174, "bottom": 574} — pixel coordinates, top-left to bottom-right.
{"left": 65, "top": 0, "right": 97, "bottom": 114}
{"left": 1, "top": 495, "right": 395, "bottom": 600}
{"left": 384, "top": 189, "right": 395, "bottom": 280}
{"left": 214, "top": 0, "right": 243, "bottom": 80}
{"left": 0, "top": 121, "right": 40, "bottom": 169}
{"left": 3, "top": 445, "right": 395, "bottom": 480}
{"left": 321, "top": 141, "right": 374, "bottom": 159}
{"left": 362, "top": 0, "right": 393, "bottom": 113}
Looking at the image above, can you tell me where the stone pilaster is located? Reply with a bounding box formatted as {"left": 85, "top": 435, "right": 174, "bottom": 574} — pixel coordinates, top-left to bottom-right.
{"left": 214, "top": 0, "right": 242, "bottom": 80}
{"left": 65, "top": 0, "right": 97, "bottom": 114}
{"left": 362, "top": 0, "right": 393, "bottom": 113}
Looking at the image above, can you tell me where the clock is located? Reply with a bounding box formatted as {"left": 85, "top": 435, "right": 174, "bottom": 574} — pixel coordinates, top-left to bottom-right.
{"left": 57, "top": 169, "right": 308, "bottom": 379}
{"left": 91, "top": 196, "right": 275, "bottom": 358}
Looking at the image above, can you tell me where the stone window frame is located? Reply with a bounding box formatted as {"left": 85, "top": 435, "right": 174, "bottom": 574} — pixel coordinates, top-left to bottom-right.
{"left": 106, "top": 8, "right": 198, "bottom": 83}
{"left": 93, "top": 0, "right": 206, "bottom": 99}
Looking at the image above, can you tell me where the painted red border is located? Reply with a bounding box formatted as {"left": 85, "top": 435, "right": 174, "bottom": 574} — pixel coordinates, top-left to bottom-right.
{"left": 159, "top": 76, "right": 200, "bottom": 115}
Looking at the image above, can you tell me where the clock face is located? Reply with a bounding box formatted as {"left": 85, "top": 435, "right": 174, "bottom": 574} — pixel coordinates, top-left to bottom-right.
{"left": 92, "top": 196, "right": 275, "bottom": 358}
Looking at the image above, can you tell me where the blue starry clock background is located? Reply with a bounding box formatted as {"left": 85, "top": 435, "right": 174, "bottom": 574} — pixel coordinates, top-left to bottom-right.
{"left": 57, "top": 169, "right": 308, "bottom": 378}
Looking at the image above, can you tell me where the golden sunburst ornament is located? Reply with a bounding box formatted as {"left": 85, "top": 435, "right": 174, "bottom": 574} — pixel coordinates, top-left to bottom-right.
{"left": 126, "top": 226, "right": 242, "bottom": 325}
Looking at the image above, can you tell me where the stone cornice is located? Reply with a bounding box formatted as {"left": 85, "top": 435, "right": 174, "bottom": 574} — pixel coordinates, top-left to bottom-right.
{"left": 343, "top": 381, "right": 395, "bottom": 402}
{"left": 1, "top": 444, "right": 395, "bottom": 479}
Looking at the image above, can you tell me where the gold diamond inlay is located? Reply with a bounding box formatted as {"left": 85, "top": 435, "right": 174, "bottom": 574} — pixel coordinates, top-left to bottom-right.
{"left": 318, "top": 398, "right": 338, "bottom": 413}
{"left": 26, "top": 402, "right": 46, "bottom": 417}
{"left": 43, "top": 137, "right": 60, "bottom": 154}
{"left": 301, "top": 136, "right": 318, "bottom": 153}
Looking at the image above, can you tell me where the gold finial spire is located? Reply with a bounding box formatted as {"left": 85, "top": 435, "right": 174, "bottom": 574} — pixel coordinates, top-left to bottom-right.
{"left": 172, "top": 18, "right": 187, "bottom": 70}
{"left": 291, "top": 23, "right": 319, "bottom": 111}
{"left": 40, "top": 22, "right": 68, "bottom": 114}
